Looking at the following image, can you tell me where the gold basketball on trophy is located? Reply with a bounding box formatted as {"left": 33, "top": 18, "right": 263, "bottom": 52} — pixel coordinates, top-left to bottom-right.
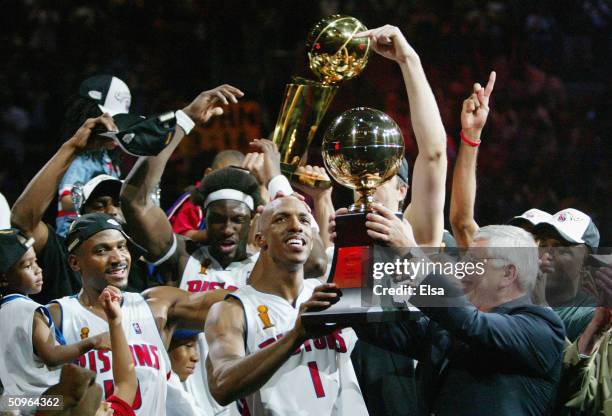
{"left": 307, "top": 15, "right": 371, "bottom": 85}
{"left": 322, "top": 107, "right": 404, "bottom": 212}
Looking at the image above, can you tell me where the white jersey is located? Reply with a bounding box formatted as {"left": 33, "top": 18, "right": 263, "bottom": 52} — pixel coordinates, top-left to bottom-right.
{"left": 229, "top": 279, "right": 368, "bottom": 416}
{"left": 54, "top": 292, "right": 171, "bottom": 416}
{"left": 166, "top": 371, "right": 205, "bottom": 416}
{"left": 0, "top": 295, "right": 61, "bottom": 397}
{"left": 179, "top": 246, "right": 258, "bottom": 415}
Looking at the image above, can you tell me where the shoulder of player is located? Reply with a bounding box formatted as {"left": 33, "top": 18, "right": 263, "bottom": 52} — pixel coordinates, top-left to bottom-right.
{"left": 206, "top": 297, "right": 246, "bottom": 330}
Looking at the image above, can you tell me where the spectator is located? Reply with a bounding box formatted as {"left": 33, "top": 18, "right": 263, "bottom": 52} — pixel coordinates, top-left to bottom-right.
{"left": 56, "top": 75, "right": 130, "bottom": 237}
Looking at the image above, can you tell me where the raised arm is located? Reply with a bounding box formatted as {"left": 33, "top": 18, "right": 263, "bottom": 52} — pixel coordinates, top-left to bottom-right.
{"left": 120, "top": 85, "right": 244, "bottom": 265}
{"left": 99, "top": 286, "right": 137, "bottom": 405}
{"left": 206, "top": 284, "right": 339, "bottom": 405}
{"left": 356, "top": 25, "right": 447, "bottom": 246}
{"left": 32, "top": 308, "right": 110, "bottom": 367}
{"left": 450, "top": 72, "right": 496, "bottom": 247}
{"left": 11, "top": 115, "right": 117, "bottom": 252}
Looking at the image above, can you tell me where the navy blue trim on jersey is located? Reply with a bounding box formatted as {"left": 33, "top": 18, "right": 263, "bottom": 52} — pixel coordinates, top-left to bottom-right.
{"left": 49, "top": 300, "right": 64, "bottom": 333}
{"left": 36, "top": 305, "right": 66, "bottom": 345}
{"left": 0, "top": 293, "right": 29, "bottom": 306}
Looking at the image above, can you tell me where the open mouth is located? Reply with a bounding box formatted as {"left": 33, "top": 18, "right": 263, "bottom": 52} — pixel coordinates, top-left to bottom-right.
{"left": 284, "top": 235, "right": 307, "bottom": 251}
{"left": 218, "top": 241, "right": 237, "bottom": 254}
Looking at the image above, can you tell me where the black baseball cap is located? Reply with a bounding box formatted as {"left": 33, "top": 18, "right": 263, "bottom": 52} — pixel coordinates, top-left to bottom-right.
{"left": 79, "top": 75, "right": 131, "bottom": 116}
{"left": 66, "top": 213, "right": 131, "bottom": 253}
{"left": 0, "top": 229, "right": 35, "bottom": 274}
{"left": 100, "top": 112, "right": 177, "bottom": 156}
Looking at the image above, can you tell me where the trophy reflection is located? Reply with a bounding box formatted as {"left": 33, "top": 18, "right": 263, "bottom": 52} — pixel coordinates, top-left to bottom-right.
{"left": 272, "top": 15, "right": 370, "bottom": 188}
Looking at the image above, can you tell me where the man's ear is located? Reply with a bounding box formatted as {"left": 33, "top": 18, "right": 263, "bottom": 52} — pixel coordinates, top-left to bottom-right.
{"left": 502, "top": 264, "right": 518, "bottom": 288}
{"left": 68, "top": 254, "right": 81, "bottom": 272}
{"left": 255, "top": 232, "right": 267, "bottom": 250}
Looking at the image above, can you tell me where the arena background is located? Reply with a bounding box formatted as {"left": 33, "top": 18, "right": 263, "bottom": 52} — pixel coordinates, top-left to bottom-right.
{"left": 1, "top": 0, "right": 610, "bottom": 244}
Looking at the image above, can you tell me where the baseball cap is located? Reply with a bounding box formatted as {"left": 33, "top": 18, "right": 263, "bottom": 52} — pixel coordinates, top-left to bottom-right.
{"left": 66, "top": 213, "right": 131, "bottom": 253}
{"left": 507, "top": 208, "right": 552, "bottom": 228}
{"left": 100, "top": 112, "right": 177, "bottom": 156}
{"left": 79, "top": 75, "right": 131, "bottom": 116}
{"left": 0, "top": 229, "right": 35, "bottom": 274}
{"left": 79, "top": 175, "right": 123, "bottom": 213}
{"left": 396, "top": 158, "right": 409, "bottom": 184}
{"left": 533, "top": 208, "right": 600, "bottom": 248}
{"left": 171, "top": 329, "right": 202, "bottom": 342}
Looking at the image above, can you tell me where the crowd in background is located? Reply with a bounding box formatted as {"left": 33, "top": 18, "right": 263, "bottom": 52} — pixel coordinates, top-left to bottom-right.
{"left": 1, "top": 0, "right": 610, "bottom": 243}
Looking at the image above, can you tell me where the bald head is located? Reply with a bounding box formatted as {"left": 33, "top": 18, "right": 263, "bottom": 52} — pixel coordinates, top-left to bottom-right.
{"left": 211, "top": 150, "right": 245, "bottom": 170}
{"left": 259, "top": 196, "right": 310, "bottom": 232}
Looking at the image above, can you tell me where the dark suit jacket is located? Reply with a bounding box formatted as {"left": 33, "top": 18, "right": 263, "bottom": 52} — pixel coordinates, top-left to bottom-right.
{"left": 355, "top": 274, "right": 566, "bottom": 416}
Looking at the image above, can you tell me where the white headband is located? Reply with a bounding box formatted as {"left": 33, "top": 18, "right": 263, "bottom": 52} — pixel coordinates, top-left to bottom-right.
{"left": 203, "top": 189, "right": 254, "bottom": 211}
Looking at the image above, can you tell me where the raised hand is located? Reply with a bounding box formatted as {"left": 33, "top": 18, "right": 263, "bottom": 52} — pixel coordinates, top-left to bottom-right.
{"left": 182, "top": 84, "right": 244, "bottom": 125}
{"left": 248, "top": 139, "right": 282, "bottom": 186}
{"left": 66, "top": 113, "right": 118, "bottom": 153}
{"left": 461, "top": 71, "right": 496, "bottom": 140}
{"left": 355, "top": 25, "right": 417, "bottom": 63}
{"left": 242, "top": 152, "right": 266, "bottom": 185}
{"left": 293, "top": 165, "right": 332, "bottom": 200}
{"left": 99, "top": 286, "right": 123, "bottom": 324}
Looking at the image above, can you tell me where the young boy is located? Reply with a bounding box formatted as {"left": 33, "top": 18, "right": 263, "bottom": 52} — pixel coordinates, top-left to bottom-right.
{"left": 165, "top": 330, "right": 205, "bottom": 416}
{"left": 0, "top": 228, "right": 109, "bottom": 397}
{"left": 95, "top": 286, "right": 137, "bottom": 416}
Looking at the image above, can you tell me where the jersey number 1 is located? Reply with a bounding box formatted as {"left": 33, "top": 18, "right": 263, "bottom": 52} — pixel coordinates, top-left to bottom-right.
{"left": 307, "top": 361, "right": 325, "bottom": 398}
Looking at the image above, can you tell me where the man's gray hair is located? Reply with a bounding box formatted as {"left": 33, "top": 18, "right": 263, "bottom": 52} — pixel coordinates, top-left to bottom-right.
{"left": 473, "top": 225, "right": 539, "bottom": 294}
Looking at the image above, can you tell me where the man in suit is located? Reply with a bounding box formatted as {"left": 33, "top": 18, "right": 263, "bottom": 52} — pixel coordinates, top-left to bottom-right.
{"left": 351, "top": 222, "right": 566, "bottom": 416}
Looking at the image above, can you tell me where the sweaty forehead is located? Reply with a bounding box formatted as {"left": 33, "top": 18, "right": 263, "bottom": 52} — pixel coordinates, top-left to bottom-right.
{"left": 262, "top": 196, "right": 308, "bottom": 220}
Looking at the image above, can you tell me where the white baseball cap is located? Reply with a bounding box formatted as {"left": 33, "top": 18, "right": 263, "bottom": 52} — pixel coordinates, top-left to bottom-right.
{"left": 508, "top": 208, "right": 553, "bottom": 228}
{"left": 79, "top": 75, "right": 131, "bottom": 116}
{"left": 533, "top": 208, "right": 600, "bottom": 248}
{"left": 80, "top": 175, "right": 123, "bottom": 212}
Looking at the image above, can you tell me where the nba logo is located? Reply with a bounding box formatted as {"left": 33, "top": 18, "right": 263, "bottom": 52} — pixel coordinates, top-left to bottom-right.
{"left": 133, "top": 323, "right": 142, "bottom": 334}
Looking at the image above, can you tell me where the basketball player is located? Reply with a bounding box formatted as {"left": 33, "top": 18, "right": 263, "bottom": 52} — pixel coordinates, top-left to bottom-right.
{"left": 120, "top": 132, "right": 328, "bottom": 413}
{"left": 45, "top": 213, "right": 228, "bottom": 416}
{"left": 205, "top": 195, "right": 367, "bottom": 415}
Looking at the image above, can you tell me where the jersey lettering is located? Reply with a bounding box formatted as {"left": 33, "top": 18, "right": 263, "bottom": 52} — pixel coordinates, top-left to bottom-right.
{"left": 75, "top": 343, "right": 161, "bottom": 374}
{"left": 256, "top": 330, "right": 348, "bottom": 355}
{"left": 186, "top": 280, "right": 238, "bottom": 292}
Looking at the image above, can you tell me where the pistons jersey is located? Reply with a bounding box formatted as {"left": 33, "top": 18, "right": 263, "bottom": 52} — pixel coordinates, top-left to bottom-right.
{"left": 229, "top": 279, "right": 368, "bottom": 416}
{"left": 53, "top": 292, "right": 171, "bottom": 416}
{"left": 179, "top": 246, "right": 258, "bottom": 415}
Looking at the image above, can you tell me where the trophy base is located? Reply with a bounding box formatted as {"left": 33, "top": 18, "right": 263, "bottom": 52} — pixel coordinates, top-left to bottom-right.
{"left": 280, "top": 163, "right": 332, "bottom": 189}
{"left": 300, "top": 210, "right": 417, "bottom": 327}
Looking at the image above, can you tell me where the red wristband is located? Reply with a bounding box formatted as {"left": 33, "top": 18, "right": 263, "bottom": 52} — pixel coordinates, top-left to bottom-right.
{"left": 460, "top": 130, "right": 481, "bottom": 147}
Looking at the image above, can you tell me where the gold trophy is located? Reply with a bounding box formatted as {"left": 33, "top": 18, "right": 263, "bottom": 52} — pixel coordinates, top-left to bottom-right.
{"left": 303, "top": 108, "right": 410, "bottom": 326}
{"left": 272, "top": 15, "right": 370, "bottom": 188}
